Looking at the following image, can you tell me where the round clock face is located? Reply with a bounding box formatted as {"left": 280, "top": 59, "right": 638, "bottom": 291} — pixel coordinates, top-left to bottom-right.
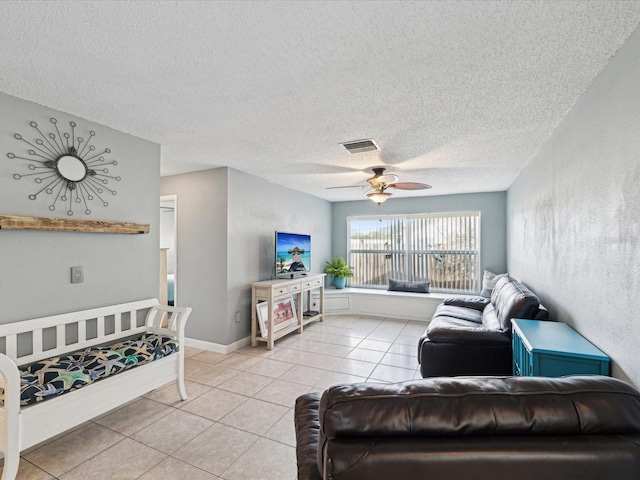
{"left": 8, "top": 118, "right": 121, "bottom": 216}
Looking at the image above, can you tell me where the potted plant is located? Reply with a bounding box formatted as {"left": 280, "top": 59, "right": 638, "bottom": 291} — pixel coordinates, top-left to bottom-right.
{"left": 324, "top": 256, "right": 354, "bottom": 289}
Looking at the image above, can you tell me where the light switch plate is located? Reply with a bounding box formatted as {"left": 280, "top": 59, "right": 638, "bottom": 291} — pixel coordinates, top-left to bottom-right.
{"left": 71, "top": 266, "right": 84, "bottom": 284}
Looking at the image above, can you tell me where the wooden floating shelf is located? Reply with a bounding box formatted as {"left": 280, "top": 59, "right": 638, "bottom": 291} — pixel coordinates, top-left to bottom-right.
{"left": 0, "top": 215, "right": 149, "bottom": 234}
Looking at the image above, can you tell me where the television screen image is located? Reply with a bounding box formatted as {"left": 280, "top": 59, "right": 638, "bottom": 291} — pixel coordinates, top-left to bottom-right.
{"left": 275, "top": 231, "right": 311, "bottom": 275}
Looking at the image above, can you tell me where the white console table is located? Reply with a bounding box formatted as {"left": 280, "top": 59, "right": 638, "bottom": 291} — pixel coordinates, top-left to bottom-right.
{"left": 251, "top": 273, "right": 325, "bottom": 349}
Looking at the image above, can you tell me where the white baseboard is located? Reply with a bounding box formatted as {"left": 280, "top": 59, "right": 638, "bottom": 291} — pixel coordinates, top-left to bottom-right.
{"left": 185, "top": 336, "right": 251, "bottom": 354}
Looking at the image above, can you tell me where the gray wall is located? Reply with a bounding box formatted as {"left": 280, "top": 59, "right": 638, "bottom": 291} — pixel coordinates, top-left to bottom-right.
{"left": 226, "top": 169, "right": 332, "bottom": 344}
{"left": 0, "top": 93, "right": 160, "bottom": 322}
{"left": 331, "top": 192, "right": 508, "bottom": 286}
{"left": 507, "top": 27, "right": 640, "bottom": 386}
{"left": 161, "top": 167, "right": 331, "bottom": 345}
{"left": 160, "top": 168, "right": 229, "bottom": 344}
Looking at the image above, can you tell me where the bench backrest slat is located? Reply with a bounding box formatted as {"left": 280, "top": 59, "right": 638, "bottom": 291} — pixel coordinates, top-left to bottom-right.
{"left": 78, "top": 320, "right": 86, "bottom": 344}
{"left": 32, "top": 329, "right": 43, "bottom": 356}
{"left": 114, "top": 313, "right": 122, "bottom": 334}
{"left": 5, "top": 335, "right": 17, "bottom": 359}
{"left": 56, "top": 325, "right": 65, "bottom": 350}
{"left": 0, "top": 299, "right": 160, "bottom": 367}
{"left": 97, "top": 316, "right": 105, "bottom": 338}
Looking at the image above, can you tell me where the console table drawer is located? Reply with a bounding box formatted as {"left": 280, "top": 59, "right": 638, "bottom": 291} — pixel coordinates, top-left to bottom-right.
{"left": 511, "top": 319, "right": 610, "bottom": 377}
{"left": 303, "top": 278, "right": 323, "bottom": 289}
{"left": 273, "top": 286, "right": 289, "bottom": 296}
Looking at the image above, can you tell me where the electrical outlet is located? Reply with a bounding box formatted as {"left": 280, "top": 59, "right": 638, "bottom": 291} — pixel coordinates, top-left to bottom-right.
{"left": 71, "top": 266, "right": 84, "bottom": 284}
{"left": 235, "top": 311, "right": 240, "bottom": 323}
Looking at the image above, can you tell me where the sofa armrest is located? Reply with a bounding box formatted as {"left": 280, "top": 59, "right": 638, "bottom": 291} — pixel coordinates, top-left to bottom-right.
{"left": 535, "top": 304, "right": 549, "bottom": 320}
{"left": 294, "top": 392, "right": 322, "bottom": 480}
{"left": 443, "top": 296, "right": 490, "bottom": 311}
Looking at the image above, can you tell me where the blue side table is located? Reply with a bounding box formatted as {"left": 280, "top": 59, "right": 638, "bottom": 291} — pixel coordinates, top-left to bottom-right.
{"left": 511, "top": 319, "right": 610, "bottom": 377}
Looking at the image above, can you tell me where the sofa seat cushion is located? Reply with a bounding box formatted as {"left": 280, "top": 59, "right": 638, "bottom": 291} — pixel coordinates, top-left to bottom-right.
{"left": 17, "top": 333, "right": 178, "bottom": 406}
{"left": 426, "top": 315, "right": 510, "bottom": 345}
{"left": 432, "top": 304, "right": 483, "bottom": 324}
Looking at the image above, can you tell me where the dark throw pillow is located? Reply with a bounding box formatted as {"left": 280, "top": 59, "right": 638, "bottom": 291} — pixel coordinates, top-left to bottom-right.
{"left": 388, "top": 279, "right": 430, "bottom": 293}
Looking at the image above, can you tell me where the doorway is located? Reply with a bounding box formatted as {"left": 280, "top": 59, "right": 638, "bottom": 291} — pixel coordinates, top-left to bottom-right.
{"left": 160, "top": 195, "right": 177, "bottom": 305}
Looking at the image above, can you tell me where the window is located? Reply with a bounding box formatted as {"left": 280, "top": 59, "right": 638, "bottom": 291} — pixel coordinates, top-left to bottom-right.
{"left": 347, "top": 212, "right": 480, "bottom": 292}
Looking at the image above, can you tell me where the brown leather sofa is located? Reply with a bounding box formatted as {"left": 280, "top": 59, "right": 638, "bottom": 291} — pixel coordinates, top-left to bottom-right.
{"left": 418, "top": 276, "right": 548, "bottom": 377}
{"left": 295, "top": 376, "right": 640, "bottom": 480}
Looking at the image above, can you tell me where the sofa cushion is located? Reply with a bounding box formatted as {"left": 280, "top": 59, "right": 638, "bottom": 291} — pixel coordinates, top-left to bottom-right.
{"left": 481, "top": 270, "right": 509, "bottom": 297}
{"left": 491, "top": 277, "right": 541, "bottom": 331}
{"left": 481, "top": 304, "right": 504, "bottom": 332}
{"left": 443, "top": 296, "right": 490, "bottom": 311}
{"left": 388, "top": 279, "right": 430, "bottom": 293}
{"left": 318, "top": 376, "right": 640, "bottom": 442}
{"left": 432, "top": 304, "right": 483, "bottom": 323}
{"left": 426, "top": 315, "right": 510, "bottom": 345}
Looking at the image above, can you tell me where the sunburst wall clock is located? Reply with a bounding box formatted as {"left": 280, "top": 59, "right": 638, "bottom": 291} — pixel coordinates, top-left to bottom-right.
{"left": 8, "top": 118, "right": 120, "bottom": 216}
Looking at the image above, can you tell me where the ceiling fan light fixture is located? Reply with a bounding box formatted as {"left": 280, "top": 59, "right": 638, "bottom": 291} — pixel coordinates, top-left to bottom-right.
{"left": 366, "top": 191, "right": 392, "bottom": 205}
{"left": 370, "top": 173, "right": 398, "bottom": 187}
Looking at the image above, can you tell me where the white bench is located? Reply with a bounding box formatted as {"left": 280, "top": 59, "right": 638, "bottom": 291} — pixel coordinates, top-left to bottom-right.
{"left": 0, "top": 299, "right": 191, "bottom": 480}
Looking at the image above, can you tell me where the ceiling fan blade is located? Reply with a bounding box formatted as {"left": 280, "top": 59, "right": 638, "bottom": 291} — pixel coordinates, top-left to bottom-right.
{"left": 326, "top": 185, "right": 368, "bottom": 190}
{"left": 388, "top": 182, "right": 432, "bottom": 190}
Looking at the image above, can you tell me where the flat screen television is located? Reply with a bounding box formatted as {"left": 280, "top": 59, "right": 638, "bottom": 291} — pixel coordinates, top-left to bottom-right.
{"left": 275, "top": 231, "right": 311, "bottom": 277}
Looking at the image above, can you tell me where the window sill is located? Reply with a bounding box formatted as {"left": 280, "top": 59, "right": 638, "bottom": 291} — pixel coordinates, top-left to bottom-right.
{"left": 325, "top": 287, "right": 451, "bottom": 300}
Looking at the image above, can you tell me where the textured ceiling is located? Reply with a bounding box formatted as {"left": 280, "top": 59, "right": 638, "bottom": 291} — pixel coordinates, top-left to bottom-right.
{"left": 1, "top": 1, "right": 640, "bottom": 202}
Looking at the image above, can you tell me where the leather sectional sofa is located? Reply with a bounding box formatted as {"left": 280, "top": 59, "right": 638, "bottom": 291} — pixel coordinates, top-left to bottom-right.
{"left": 295, "top": 376, "right": 640, "bottom": 480}
{"left": 418, "top": 276, "right": 548, "bottom": 377}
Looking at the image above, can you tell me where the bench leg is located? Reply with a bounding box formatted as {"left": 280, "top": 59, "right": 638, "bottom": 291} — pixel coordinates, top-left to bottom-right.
{"left": 0, "top": 356, "right": 21, "bottom": 480}
{"left": 1, "top": 443, "right": 19, "bottom": 480}
{"left": 177, "top": 376, "right": 188, "bottom": 401}
{"left": 177, "top": 353, "right": 188, "bottom": 401}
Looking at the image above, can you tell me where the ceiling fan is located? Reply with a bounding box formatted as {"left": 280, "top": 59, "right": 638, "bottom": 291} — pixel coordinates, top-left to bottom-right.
{"left": 328, "top": 167, "right": 432, "bottom": 204}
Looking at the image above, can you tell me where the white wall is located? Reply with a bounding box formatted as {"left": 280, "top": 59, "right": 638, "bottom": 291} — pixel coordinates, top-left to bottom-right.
{"left": 507, "top": 26, "right": 640, "bottom": 386}
{"left": 159, "top": 200, "right": 176, "bottom": 274}
{"left": 0, "top": 93, "right": 160, "bottom": 322}
{"left": 331, "top": 191, "right": 508, "bottom": 286}
{"left": 161, "top": 167, "right": 331, "bottom": 346}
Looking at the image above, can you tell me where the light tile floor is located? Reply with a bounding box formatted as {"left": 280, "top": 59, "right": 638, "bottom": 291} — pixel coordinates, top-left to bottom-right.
{"left": 3, "top": 314, "right": 425, "bottom": 480}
